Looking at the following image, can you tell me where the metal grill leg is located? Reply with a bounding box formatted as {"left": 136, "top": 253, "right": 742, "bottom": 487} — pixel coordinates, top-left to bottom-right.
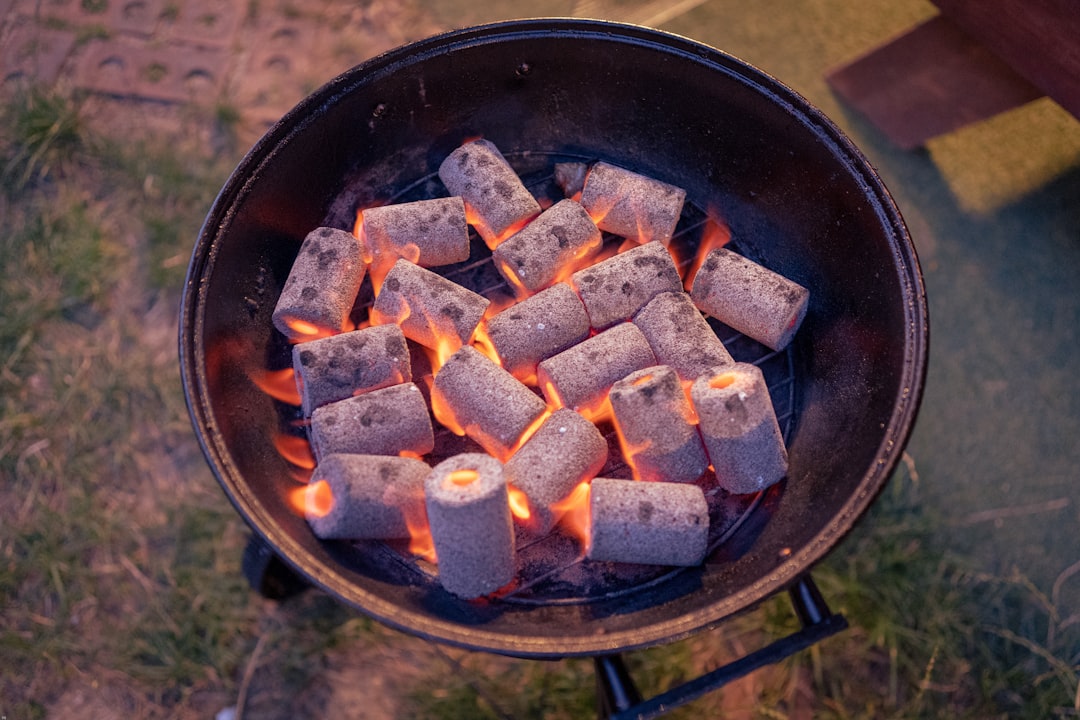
{"left": 595, "top": 654, "right": 643, "bottom": 719}
{"left": 241, "top": 534, "right": 309, "bottom": 600}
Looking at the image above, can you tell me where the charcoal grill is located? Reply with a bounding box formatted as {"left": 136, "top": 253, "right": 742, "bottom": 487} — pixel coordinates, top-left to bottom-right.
{"left": 180, "top": 18, "right": 928, "bottom": 715}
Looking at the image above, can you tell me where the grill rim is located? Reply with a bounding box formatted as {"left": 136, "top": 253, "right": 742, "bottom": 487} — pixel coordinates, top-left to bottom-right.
{"left": 179, "top": 18, "right": 929, "bottom": 658}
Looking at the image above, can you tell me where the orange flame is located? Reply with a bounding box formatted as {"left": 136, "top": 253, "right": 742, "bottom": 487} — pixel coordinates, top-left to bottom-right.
{"left": 369, "top": 291, "right": 412, "bottom": 328}
{"left": 282, "top": 317, "right": 338, "bottom": 342}
{"left": 353, "top": 210, "right": 371, "bottom": 261}
{"left": 611, "top": 413, "right": 654, "bottom": 482}
{"left": 405, "top": 507, "right": 437, "bottom": 563}
{"left": 508, "top": 485, "right": 532, "bottom": 521}
{"left": 681, "top": 379, "right": 700, "bottom": 425}
{"left": 681, "top": 213, "right": 731, "bottom": 290}
{"left": 287, "top": 479, "right": 334, "bottom": 518}
{"left": 430, "top": 384, "right": 467, "bottom": 437}
{"left": 470, "top": 291, "right": 515, "bottom": 365}
{"left": 495, "top": 257, "right": 534, "bottom": 300}
{"left": 564, "top": 241, "right": 623, "bottom": 296}
{"left": 552, "top": 481, "right": 592, "bottom": 550}
{"left": 356, "top": 209, "right": 423, "bottom": 294}
{"left": 250, "top": 368, "right": 302, "bottom": 406}
{"left": 422, "top": 332, "right": 461, "bottom": 378}
{"left": 584, "top": 193, "right": 617, "bottom": 228}
{"left": 577, "top": 395, "right": 614, "bottom": 426}
{"left": 548, "top": 234, "right": 605, "bottom": 289}
{"left": 466, "top": 203, "right": 536, "bottom": 251}
{"left": 504, "top": 407, "right": 552, "bottom": 460}
{"left": 274, "top": 434, "right": 316, "bottom": 470}
{"left": 471, "top": 321, "right": 503, "bottom": 367}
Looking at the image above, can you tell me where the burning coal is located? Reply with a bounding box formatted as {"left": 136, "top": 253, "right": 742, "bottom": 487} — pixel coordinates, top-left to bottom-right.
{"left": 258, "top": 138, "right": 809, "bottom": 599}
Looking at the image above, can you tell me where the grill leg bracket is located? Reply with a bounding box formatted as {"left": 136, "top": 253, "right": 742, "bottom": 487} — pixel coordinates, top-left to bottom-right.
{"left": 242, "top": 533, "right": 310, "bottom": 601}
{"left": 595, "top": 573, "right": 847, "bottom": 720}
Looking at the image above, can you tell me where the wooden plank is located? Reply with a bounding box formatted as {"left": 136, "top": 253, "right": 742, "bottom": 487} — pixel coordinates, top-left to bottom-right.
{"left": 931, "top": 0, "right": 1080, "bottom": 120}
{"left": 825, "top": 14, "right": 1043, "bottom": 149}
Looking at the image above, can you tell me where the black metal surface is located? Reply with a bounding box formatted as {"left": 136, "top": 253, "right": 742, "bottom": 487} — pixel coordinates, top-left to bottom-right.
{"left": 180, "top": 19, "right": 928, "bottom": 658}
{"left": 242, "top": 533, "right": 310, "bottom": 601}
{"left": 596, "top": 655, "right": 644, "bottom": 718}
{"left": 595, "top": 574, "right": 844, "bottom": 719}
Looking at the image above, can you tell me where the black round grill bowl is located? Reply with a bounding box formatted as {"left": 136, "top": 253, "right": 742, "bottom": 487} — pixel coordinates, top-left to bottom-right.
{"left": 180, "top": 19, "right": 928, "bottom": 659}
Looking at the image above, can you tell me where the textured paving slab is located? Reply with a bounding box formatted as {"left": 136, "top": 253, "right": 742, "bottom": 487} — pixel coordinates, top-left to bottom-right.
{"left": 159, "top": 0, "right": 242, "bottom": 47}
{"left": 0, "top": 16, "right": 76, "bottom": 85}
{"left": 75, "top": 38, "right": 226, "bottom": 102}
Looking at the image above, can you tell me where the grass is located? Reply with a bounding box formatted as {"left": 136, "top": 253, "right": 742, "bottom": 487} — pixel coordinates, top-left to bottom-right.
{"left": 0, "top": 82, "right": 1077, "bottom": 719}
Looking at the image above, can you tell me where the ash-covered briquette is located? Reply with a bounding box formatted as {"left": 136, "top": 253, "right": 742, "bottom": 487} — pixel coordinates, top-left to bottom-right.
{"left": 437, "top": 139, "right": 541, "bottom": 248}
{"left": 578, "top": 161, "right": 686, "bottom": 244}
{"left": 632, "top": 291, "right": 733, "bottom": 382}
{"left": 536, "top": 322, "right": 656, "bottom": 414}
{"left": 272, "top": 227, "right": 365, "bottom": 342}
{"left": 431, "top": 346, "right": 548, "bottom": 460}
{"left": 306, "top": 453, "right": 429, "bottom": 540}
{"left": 587, "top": 477, "right": 709, "bottom": 566}
{"left": 309, "top": 382, "right": 434, "bottom": 461}
{"left": 370, "top": 258, "right": 489, "bottom": 351}
{"left": 691, "top": 363, "right": 788, "bottom": 495}
{"left": 609, "top": 365, "right": 708, "bottom": 484}
{"left": 503, "top": 409, "right": 607, "bottom": 534}
{"left": 481, "top": 283, "right": 590, "bottom": 382}
{"left": 359, "top": 196, "right": 470, "bottom": 268}
{"left": 492, "top": 199, "right": 602, "bottom": 295}
{"left": 425, "top": 453, "right": 515, "bottom": 598}
{"left": 554, "top": 162, "right": 588, "bottom": 198}
{"left": 690, "top": 247, "right": 809, "bottom": 351}
{"left": 571, "top": 241, "right": 683, "bottom": 330}
{"left": 292, "top": 324, "right": 410, "bottom": 416}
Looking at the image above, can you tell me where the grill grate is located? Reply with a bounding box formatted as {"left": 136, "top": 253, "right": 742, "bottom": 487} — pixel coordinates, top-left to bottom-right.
{"left": 287, "top": 152, "right": 801, "bottom": 606}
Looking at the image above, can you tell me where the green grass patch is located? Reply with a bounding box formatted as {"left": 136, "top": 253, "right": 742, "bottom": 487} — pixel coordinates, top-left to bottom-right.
{"left": 1, "top": 87, "right": 85, "bottom": 195}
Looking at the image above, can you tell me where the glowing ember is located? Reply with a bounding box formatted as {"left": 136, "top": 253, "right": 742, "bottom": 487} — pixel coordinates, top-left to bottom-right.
{"left": 282, "top": 317, "right": 338, "bottom": 342}
{"left": 250, "top": 367, "right": 302, "bottom": 406}
{"left": 710, "top": 372, "right": 737, "bottom": 390}
{"left": 445, "top": 469, "right": 480, "bottom": 487}
{"left": 274, "top": 434, "right": 315, "bottom": 469}
{"left": 288, "top": 479, "right": 333, "bottom": 518}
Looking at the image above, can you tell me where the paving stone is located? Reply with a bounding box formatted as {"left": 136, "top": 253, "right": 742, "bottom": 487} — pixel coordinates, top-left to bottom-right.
{"left": 75, "top": 38, "right": 225, "bottom": 103}
{"left": 106, "top": 0, "right": 167, "bottom": 37}
{"left": 0, "top": 0, "right": 16, "bottom": 30}
{"left": 159, "top": 0, "right": 241, "bottom": 47}
{"left": 11, "top": 0, "right": 164, "bottom": 36}
{"left": 0, "top": 16, "right": 76, "bottom": 85}
{"left": 231, "top": 17, "right": 322, "bottom": 127}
